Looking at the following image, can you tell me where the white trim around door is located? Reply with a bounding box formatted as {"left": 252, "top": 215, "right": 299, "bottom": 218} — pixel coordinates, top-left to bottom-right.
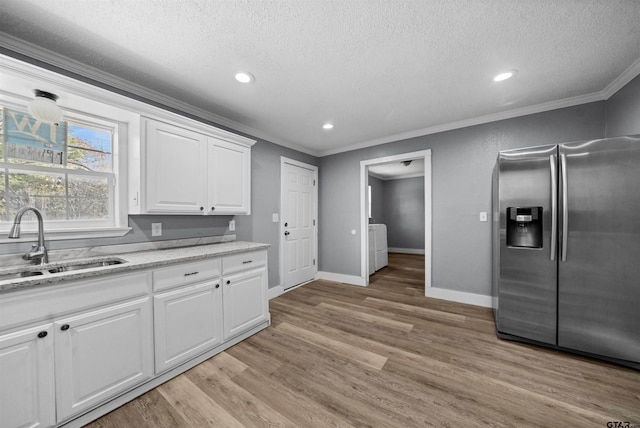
{"left": 279, "top": 157, "right": 319, "bottom": 291}
{"left": 360, "top": 150, "right": 432, "bottom": 293}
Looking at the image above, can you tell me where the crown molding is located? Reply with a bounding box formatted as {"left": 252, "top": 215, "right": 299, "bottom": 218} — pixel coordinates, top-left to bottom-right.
{"left": 601, "top": 57, "right": 640, "bottom": 100}
{"left": 3, "top": 31, "right": 637, "bottom": 160}
{"left": 318, "top": 92, "right": 606, "bottom": 157}
{"left": 0, "top": 32, "right": 319, "bottom": 156}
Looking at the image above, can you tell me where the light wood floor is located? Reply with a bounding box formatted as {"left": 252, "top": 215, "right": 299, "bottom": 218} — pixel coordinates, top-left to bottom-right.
{"left": 88, "top": 253, "right": 640, "bottom": 427}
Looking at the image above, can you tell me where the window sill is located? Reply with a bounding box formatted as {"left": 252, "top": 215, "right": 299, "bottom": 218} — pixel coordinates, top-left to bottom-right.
{"left": 0, "top": 227, "right": 132, "bottom": 243}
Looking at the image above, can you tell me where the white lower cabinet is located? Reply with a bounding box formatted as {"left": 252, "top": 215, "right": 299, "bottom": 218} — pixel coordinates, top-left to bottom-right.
{"left": 0, "top": 249, "right": 269, "bottom": 428}
{"left": 0, "top": 324, "right": 55, "bottom": 428}
{"left": 222, "top": 251, "right": 268, "bottom": 340}
{"left": 154, "top": 280, "right": 223, "bottom": 373}
{"left": 54, "top": 297, "right": 153, "bottom": 421}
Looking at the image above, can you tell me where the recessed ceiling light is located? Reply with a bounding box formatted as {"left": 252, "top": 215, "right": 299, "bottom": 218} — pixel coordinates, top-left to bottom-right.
{"left": 235, "top": 72, "right": 254, "bottom": 83}
{"left": 322, "top": 123, "right": 334, "bottom": 130}
{"left": 493, "top": 70, "right": 517, "bottom": 82}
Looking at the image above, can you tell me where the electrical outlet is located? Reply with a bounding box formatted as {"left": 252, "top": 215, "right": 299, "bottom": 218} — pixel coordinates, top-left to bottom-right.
{"left": 229, "top": 220, "right": 236, "bottom": 231}
{"left": 151, "top": 222, "right": 162, "bottom": 236}
{"left": 479, "top": 212, "right": 488, "bottom": 222}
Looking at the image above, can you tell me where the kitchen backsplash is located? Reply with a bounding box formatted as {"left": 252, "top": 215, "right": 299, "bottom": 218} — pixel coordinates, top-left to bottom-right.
{"left": 0, "top": 214, "right": 236, "bottom": 264}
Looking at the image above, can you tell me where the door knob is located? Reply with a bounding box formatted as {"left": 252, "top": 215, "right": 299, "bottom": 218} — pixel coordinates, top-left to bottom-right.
{"left": 284, "top": 231, "right": 290, "bottom": 236}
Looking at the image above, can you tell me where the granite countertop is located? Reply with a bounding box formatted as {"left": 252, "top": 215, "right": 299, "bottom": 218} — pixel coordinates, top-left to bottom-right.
{"left": 0, "top": 241, "right": 269, "bottom": 294}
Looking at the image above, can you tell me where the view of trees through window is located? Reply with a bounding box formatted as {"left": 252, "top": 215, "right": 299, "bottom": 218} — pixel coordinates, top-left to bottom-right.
{"left": 0, "top": 108, "right": 115, "bottom": 226}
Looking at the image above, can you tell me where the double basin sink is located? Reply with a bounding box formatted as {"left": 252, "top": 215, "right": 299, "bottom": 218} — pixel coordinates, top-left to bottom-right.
{"left": 0, "top": 258, "right": 125, "bottom": 282}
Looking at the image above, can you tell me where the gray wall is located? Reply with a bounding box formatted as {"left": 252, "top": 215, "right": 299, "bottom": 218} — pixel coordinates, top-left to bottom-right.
{"left": 1, "top": 214, "right": 235, "bottom": 255}
{"left": 0, "top": 139, "right": 318, "bottom": 291}
{"left": 5, "top": 49, "right": 639, "bottom": 298}
{"left": 235, "top": 140, "right": 318, "bottom": 289}
{"left": 1, "top": 47, "right": 319, "bottom": 290}
{"left": 319, "top": 102, "right": 606, "bottom": 296}
{"left": 606, "top": 74, "right": 640, "bottom": 137}
{"left": 382, "top": 177, "right": 425, "bottom": 250}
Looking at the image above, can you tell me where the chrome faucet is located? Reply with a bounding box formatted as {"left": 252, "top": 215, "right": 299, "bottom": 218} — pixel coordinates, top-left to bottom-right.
{"left": 8, "top": 207, "right": 49, "bottom": 265}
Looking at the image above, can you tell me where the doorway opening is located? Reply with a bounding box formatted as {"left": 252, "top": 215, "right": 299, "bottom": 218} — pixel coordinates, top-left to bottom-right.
{"left": 360, "top": 150, "right": 432, "bottom": 294}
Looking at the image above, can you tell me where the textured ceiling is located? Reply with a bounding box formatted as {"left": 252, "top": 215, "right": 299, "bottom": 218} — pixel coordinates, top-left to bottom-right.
{"left": 1, "top": 0, "right": 640, "bottom": 156}
{"left": 369, "top": 158, "right": 425, "bottom": 180}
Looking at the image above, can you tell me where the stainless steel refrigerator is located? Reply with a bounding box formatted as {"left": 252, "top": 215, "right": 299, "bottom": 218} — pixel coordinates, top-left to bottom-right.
{"left": 492, "top": 135, "right": 640, "bottom": 368}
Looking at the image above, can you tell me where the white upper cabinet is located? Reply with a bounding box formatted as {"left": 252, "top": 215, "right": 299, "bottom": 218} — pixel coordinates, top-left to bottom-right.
{"left": 143, "top": 119, "right": 208, "bottom": 214}
{"left": 136, "top": 117, "right": 254, "bottom": 215}
{"left": 207, "top": 137, "right": 251, "bottom": 214}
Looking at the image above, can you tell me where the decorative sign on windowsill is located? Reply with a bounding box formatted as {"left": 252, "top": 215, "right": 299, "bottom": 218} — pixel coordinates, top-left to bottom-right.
{"left": 3, "top": 108, "right": 67, "bottom": 164}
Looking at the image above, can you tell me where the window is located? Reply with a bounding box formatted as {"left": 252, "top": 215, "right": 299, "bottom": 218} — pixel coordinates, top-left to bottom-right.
{"left": 0, "top": 107, "right": 120, "bottom": 234}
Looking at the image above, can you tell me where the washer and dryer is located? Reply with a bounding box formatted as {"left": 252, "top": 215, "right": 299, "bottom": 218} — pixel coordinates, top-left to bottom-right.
{"left": 368, "top": 224, "right": 388, "bottom": 274}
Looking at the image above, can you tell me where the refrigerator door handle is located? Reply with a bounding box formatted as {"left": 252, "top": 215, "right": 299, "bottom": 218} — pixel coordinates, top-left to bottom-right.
{"left": 560, "top": 153, "right": 568, "bottom": 261}
{"left": 550, "top": 155, "right": 557, "bottom": 261}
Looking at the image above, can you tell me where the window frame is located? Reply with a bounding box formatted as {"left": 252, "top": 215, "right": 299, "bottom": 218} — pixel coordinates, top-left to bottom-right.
{"left": 0, "top": 98, "right": 131, "bottom": 241}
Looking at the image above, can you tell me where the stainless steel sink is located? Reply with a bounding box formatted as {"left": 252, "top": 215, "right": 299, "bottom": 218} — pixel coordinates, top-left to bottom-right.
{"left": 0, "top": 257, "right": 125, "bottom": 282}
{"left": 47, "top": 259, "right": 124, "bottom": 273}
{"left": 0, "top": 270, "right": 47, "bottom": 281}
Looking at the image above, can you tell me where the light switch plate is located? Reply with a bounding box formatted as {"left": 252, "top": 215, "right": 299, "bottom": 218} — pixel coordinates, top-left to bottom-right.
{"left": 479, "top": 212, "right": 488, "bottom": 222}
{"left": 272, "top": 213, "right": 279, "bottom": 222}
{"left": 229, "top": 220, "right": 236, "bottom": 231}
{"left": 151, "top": 222, "right": 162, "bottom": 236}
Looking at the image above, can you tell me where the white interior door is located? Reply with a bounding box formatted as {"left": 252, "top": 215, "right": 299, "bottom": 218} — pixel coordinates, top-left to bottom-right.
{"left": 281, "top": 159, "right": 317, "bottom": 290}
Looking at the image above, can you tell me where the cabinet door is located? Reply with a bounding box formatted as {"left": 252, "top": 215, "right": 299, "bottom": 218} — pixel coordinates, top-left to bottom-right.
{"left": 55, "top": 297, "right": 153, "bottom": 422}
{"left": 154, "top": 280, "right": 223, "bottom": 373}
{"left": 144, "top": 118, "right": 208, "bottom": 213}
{"left": 0, "top": 324, "right": 55, "bottom": 428}
{"left": 223, "top": 268, "right": 268, "bottom": 340}
{"left": 207, "top": 138, "right": 251, "bottom": 214}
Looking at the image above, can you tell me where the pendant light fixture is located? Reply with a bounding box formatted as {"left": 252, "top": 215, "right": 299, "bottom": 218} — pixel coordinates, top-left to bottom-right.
{"left": 28, "top": 89, "right": 63, "bottom": 124}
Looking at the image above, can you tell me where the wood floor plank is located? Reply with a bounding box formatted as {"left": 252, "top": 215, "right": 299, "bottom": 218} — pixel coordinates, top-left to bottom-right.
{"left": 87, "top": 389, "right": 188, "bottom": 428}
{"left": 316, "top": 301, "right": 414, "bottom": 332}
{"left": 88, "top": 253, "right": 640, "bottom": 428}
{"left": 275, "top": 322, "right": 388, "bottom": 370}
{"left": 232, "top": 367, "right": 357, "bottom": 428}
{"left": 157, "top": 375, "right": 244, "bottom": 427}
{"left": 224, "top": 340, "right": 283, "bottom": 375}
{"left": 364, "top": 296, "right": 467, "bottom": 322}
{"left": 185, "top": 359, "right": 297, "bottom": 428}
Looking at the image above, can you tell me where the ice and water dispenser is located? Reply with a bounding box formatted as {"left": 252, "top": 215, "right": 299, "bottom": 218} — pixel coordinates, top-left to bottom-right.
{"left": 506, "top": 207, "right": 542, "bottom": 248}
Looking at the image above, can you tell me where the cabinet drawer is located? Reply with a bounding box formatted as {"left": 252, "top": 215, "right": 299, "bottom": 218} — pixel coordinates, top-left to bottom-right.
{"left": 222, "top": 250, "right": 266, "bottom": 275}
{"left": 153, "top": 259, "right": 221, "bottom": 292}
{"left": 0, "top": 271, "right": 150, "bottom": 331}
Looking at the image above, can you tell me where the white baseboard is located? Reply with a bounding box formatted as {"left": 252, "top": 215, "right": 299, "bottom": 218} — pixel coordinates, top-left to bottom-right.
{"left": 267, "top": 285, "right": 284, "bottom": 300}
{"left": 316, "top": 271, "right": 367, "bottom": 286}
{"left": 425, "top": 286, "right": 492, "bottom": 308}
{"left": 388, "top": 248, "right": 425, "bottom": 255}
{"left": 289, "top": 272, "right": 491, "bottom": 308}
